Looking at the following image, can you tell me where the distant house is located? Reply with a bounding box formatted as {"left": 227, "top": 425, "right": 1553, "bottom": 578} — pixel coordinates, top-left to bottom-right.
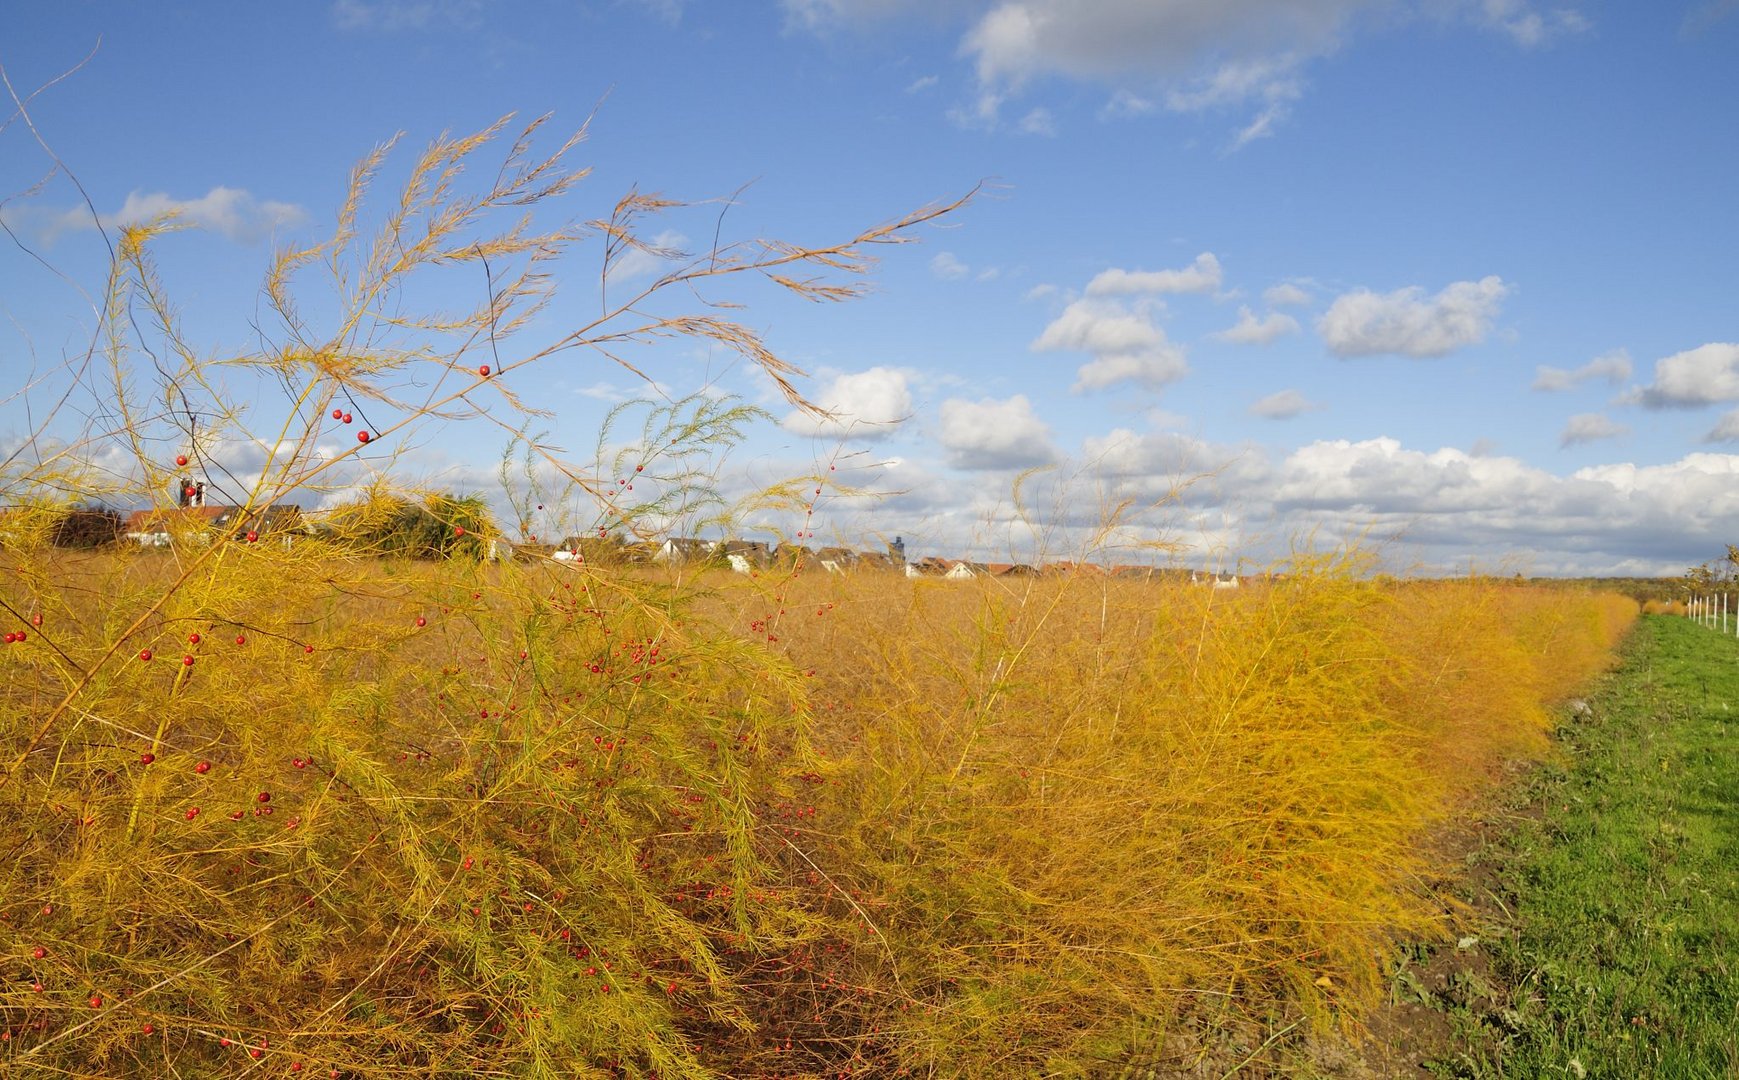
{"left": 124, "top": 506, "right": 226, "bottom": 547}
{"left": 815, "top": 546, "right": 857, "bottom": 575}
{"left": 985, "top": 562, "right": 1038, "bottom": 577}
{"left": 855, "top": 551, "right": 901, "bottom": 572}
{"left": 654, "top": 537, "right": 715, "bottom": 564}
{"left": 944, "top": 561, "right": 978, "bottom": 581}
{"left": 551, "top": 535, "right": 625, "bottom": 565}
{"left": 1042, "top": 561, "right": 1109, "bottom": 578}
{"left": 1212, "top": 574, "right": 1241, "bottom": 590}
{"left": 125, "top": 504, "right": 303, "bottom": 547}
{"left": 719, "top": 540, "right": 772, "bottom": 574}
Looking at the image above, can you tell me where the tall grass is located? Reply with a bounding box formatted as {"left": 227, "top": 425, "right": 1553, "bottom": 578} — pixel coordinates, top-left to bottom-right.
{"left": 0, "top": 111, "right": 1636, "bottom": 1076}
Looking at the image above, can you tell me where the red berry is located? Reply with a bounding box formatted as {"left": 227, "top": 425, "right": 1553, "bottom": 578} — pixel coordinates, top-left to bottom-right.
{"left": 139, "top": 649, "right": 152, "bottom": 661}
{"left": 142, "top": 1023, "right": 154, "bottom": 1035}
{"left": 186, "top": 807, "right": 200, "bottom": 820}
{"left": 175, "top": 454, "right": 188, "bottom": 466}
{"left": 291, "top": 1063, "right": 304, "bottom": 1072}
{"left": 357, "top": 430, "right": 370, "bottom": 443}
{"left": 188, "top": 632, "right": 201, "bottom": 645}
{"left": 246, "top": 531, "right": 258, "bottom": 543}
{"left": 221, "top": 1037, "right": 233, "bottom": 1047}
{"left": 31, "top": 946, "right": 44, "bottom": 959}
{"left": 332, "top": 408, "right": 343, "bottom": 420}
{"left": 3, "top": 633, "right": 13, "bottom": 644}
{"left": 236, "top": 634, "right": 247, "bottom": 645}
{"left": 636, "top": 464, "right": 644, "bottom": 472}
{"left": 415, "top": 616, "right": 427, "bottom": 627}
{"left": 342, "top": 412, "right": 352, "bottom": 424}
{"left": 250, "top": 1048, "right": 262, "bottom": 1058}
{"left": 182, "top": 655, "right": 194, "bottom": 667}
{"left": 185, "top": 486, "right": 197, "bottom": 498}
{"left": 140, "top": 752, "right": 155, "bottom": 766}
{"left": 454, "top": 526, "right": 465, "bottom": 537}
{"left": 257, "top": 791, "right": 271, "bottom": 804}
{"left": 304, "top": 644, "right": 315, "bottom": 654}
{"left": 89, "top": 995, "right": 102, "bottom": 1009}
{"left": 478, "top": 364, "right": 491, "bottom": 377}
{"left": 195, "top": 761, "right": 211, "bottom": 774}
{"left": 32, "top": 982, "right": 43, "bottom": 993}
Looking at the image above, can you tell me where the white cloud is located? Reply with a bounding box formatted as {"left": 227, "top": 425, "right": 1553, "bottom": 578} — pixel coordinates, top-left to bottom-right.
{"left": 1085, "top": 252, "right": 1222, "bottom": 296}
{"left": 1559, "top": 412, "right": 1628, "bottom": 447}
{"left": 937, "top": 394, "right": 1057, "bottom": 469}
{"left": 1214, "top": 306, "right": 1301, "bottom": 345}
{"left": 50, "top": 187, "right": 309, "bottom": 244}
{"left": 906, "top": 74, "right": 940, "bottom": 92}
{"left": 607, "top": 228, "right": 688, "bottom": 284}
{"left": 1100, "top": 89, "right": 1157, "bottom": 119}
{"left": 1705, "top": 410, "right": 1739, "bottom": 443}
{"left": 963, "top": 0, "right": 1364, "bottom": 86}
{"left": 1477, "top": 0, "right": 1589, "bottom": 46}
{"left": 1023, "top": 283, "right": 1058, "bottom": 302}
{"left": 1318, "top": 276, "right": 1509, "bottom": 358}
{"left": 959, "top": 0, "right": 1370, "bottom": 140}
{"left": 1634, "top": 343, "right": 1739, "bottom": 408}
{"left": 1531, "top": 348, "right": 1632, "bottom": 391}
{"left": 1249, "top": 389, "right": 1318, "bottom": 419}
{"left": 1262, "top": 282, "right": 1311, "bottom": 307}
{"left": 1018, "top": 106, "right": 1059, "bottom": 135}
{"left": 782, "top": 367, "right": 915, "bottom": 440}
{"left": 930, "top": 251, "right": 970, "bottom": 279}
{"left": 1032, "top": 298, "right": 1189, "bottom": 391}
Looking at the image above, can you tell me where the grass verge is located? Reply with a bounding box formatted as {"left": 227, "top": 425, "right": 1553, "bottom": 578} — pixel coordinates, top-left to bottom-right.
{"left": 1350, "top": 614, "right": 1739, "bottom": 1079}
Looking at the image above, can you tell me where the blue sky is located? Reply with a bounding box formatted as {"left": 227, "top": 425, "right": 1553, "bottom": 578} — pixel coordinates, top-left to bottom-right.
{"left": 4, "top": 0, "right": 1738, "bottom": 574}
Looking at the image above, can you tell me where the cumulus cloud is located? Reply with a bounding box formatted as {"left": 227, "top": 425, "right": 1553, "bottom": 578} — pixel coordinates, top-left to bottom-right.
{"left": 937, "top": 394, "right": 1057, "bottom": 469}
{"left": 1214, "top": 306, "right": 1301, "bottom": 345}
{"left": 930, "top": 251, "right": 970, "bottom": 279}
{"left": 1085, "top": 252, "right": 1221, "bottom": 296}
{"left": 783, "top": 367, "right": 915, "bottom": 440}
{"left": 1634, "top": 343, "right": 1739, "bottom": 408}
{"left": 49, "top": 187, "right": 308, "bottom": 244}
{"left": 1705, "top": 410, "right": 1739, "bottom": 443}
{"left": 1531, "top": 348, "right": 1632, "bottom": 391}
{"left": 1032, "top": 299, "right": 1189, "bottom": 391}
{"left": 1559, "top": 412, "right": 1628, "bottom": 447}
{"left": 1476, "top": 0, "right": 1589, "bottom": 46}
{"left": 1318, "top": 276, "right": 1509, "bottom": 358}
{"left": 1263, "top": 282, "right": 1311, "bottom": 307}
{"left": 1249, "top": 389, "right": 1318, "bottom": 419}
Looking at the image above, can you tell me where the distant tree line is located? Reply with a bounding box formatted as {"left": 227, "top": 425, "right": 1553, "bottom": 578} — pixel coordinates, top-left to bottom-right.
{"left": 8, "top": 493, "right": 500, "bottom": 559}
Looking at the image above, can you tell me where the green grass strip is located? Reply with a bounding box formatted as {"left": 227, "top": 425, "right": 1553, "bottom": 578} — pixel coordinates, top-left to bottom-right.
{"left": 1466, "top": 614, "right": 1739, "bottom": 1079}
